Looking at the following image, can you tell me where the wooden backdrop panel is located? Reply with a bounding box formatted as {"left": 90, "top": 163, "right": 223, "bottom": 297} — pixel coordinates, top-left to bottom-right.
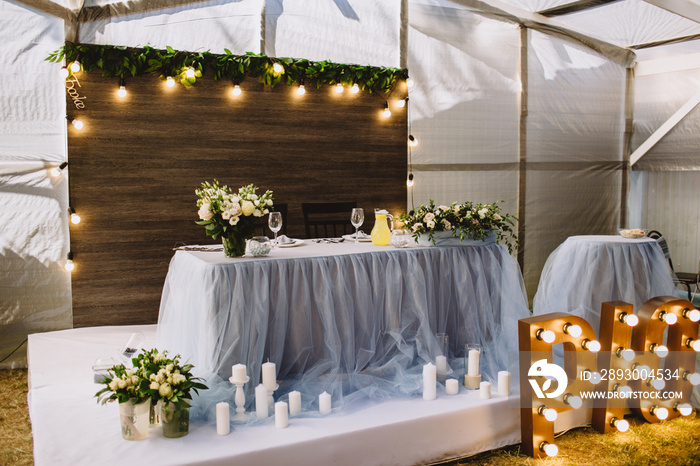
{"left": 67, "top": 73, "right": 407, "bottom": 328}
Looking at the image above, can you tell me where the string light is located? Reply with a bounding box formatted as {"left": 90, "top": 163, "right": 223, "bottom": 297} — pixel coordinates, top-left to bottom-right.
{"left": 71, "top": 119, "right": 84, "bottom": 130}
{"left": 408, "top": 135, "right": 418, "bottom": 147}
{"left": 51, "top": 162, "right": 68, "bottom": 177}
{"left": 69, "top": 207, "right": 81, "bottom": 224}
{"left": 232, "top": 84, "right": 242, "bottom": 96}
{"left": 70, "top": 61, "right": 81, "bottom": 73}
{"left": 406, "top": 78, "right": 415, "bottom": 89}
{"left": 539, "top": 441, "right": 558, "bottom": 457}
{"left": 396, "top": 98, "right": 406, "bottom": 108}
{"left": 273, "top": 62, "right": 284, "bottom": 74}
{"left": 185, "top": 67, "right": 195, "bottom": 78}
{"left": 406, "top": 173, "right": 414, "bottom": 187}
{"left": 610, "top": 417, "right": 629, "bottom": 432}
{"left": 582, "top": 338, "right": 601, "bottom": 352}
{"left": 383, "top": 102, "right": 391, "bottom": 118}
{"left": 619, "top": 312, "right": 639, "bottom": 326}
{"left": 117, "top": 79, "right": 127, "bottom": 98}
{"left": 536, "top": 328, "right": 555, "bottom": 343}
{"left": 350, "top": 82, "right": 359, "bottom": 93}
{"left": 683, "top": 308, "right": 700, "bottom": 322}
{"left": 297, "top": 83, "right": 306, "bottom": 96}
{"left": 563, "top": 323, "right": 582, "bottom": 337}
{"left": 59, "top": 67, "right": 69, "bottom": 79}
{"left": 659, "top": 311, "right": 677, "bottom": 325}
{"left": 166, "top": 76, "right": 176, "bottom": 87}
{"left": 335, "top": 83, "right": 344, "bottom": 94}
{"left": 65, "top": 252, "right": 75, "bottom": 272}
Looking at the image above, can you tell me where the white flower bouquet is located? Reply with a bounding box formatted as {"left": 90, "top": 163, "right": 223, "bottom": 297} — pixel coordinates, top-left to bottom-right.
{"left": 195, "top": 180, "right": 274, "bottom": 256}
{"left": 399, "top": 200, "right": 518, "bottom": 253}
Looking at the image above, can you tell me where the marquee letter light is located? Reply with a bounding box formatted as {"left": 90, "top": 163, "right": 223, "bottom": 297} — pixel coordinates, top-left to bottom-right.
{"left": 518, "top": 313, "right": 598, "bottom": 458}
{"left": 627, "top": 296, "right": 698, "bottom": 423}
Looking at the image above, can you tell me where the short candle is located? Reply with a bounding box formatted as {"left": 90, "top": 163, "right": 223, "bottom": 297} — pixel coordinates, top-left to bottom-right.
{"left": 497, "top": 371, "right": 511, "bottom": 397}
{"left": 480, "top": 381, "right": 491, "bottom": 399}
{"left": 262, "top": 361, "right": 277, "bottom": 391}
{"left": 436, "top": 355, "right": 448, "bottom": 373}
{"left": 446, "top": 378, "right": 459, "bottom": 395}
{"left": 288, "top": 390, "right": 302, "bottom": 416}
{"left": 423, "top": 362, "right": 437, "bottom": 400}
{"left": 231, "top": 363, "right": 247, "bottom": 382}
{"left": 319, "top": 391, "right": 331, "bottom": 415}
{"left": 216, "top": 402, "right": 230, "bottom": 435}
{"left": 275, "top": 401, "right": 288, "bottom": 429}
{"left": 255, "top": 384, "right": 269, "bottom": 419}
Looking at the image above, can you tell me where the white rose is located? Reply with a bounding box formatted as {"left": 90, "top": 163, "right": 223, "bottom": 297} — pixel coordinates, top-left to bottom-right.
{"left": 117, "top": 379, "right": 127, "bottom": 389}
{"left": 253, "top": 209, "right": 262, "bottom": 217}
{"left": 254, "top": 199, "right": 260, "bottom": 206}
{"left": 426, "top": 220, "right": 436, "bottom": 229}
{"left": 153, "top": 353, "right": 165, "bottom": 362}
{"left": 412, "top": 223, "right": 423, "bottom": 232}
{"left": 172, "top": 374, "right": 186, "bottom": 385}
{"left": 251, "top": 194, "right": 258, "bottom": 200}
{"left": 442, "top": 219, "right": 452, "bottom": 230}
{"left": 438, "top": 205, "right": 449, "bottom": 211}
{"left": 424, "top": 212, "right": 435, "bottom": 222}
{"left": 478, "top": 208, "right": 488, "bottom": 219}
{"left": 159, "top": 383, "right": 173, "bottom": 398}
{"left": 267, "top": 199, "right": 273, "bottom": 206}
{"left": 241, "top": 200, "right": 255, "bottom": 216}
{"left": 166, "top": 364, "right": 174, "bottom": 373}
{"left": 150, "top": 381, "right": 160, "bottom": 390}
{"left": 494, "top": 214, "right": 502, "bottom": 221}
{"left": 109, "top": 380, "right": 118, "bottom": 391}
{"left": 229, "top": 216, "right": 240, "bottom": 225}
{"left": 198, "top": 203, "right": 213, "bottom": 221}
{"left": 125, "top": 369, "right": 134, "bottom": 377}
{"left": 228, "top": 203, "right": 242, "bottom": 217}
{"left": 222, "top": 210, "right": 231, "bottom": 220}
{"left": 131, "top": 376, "right": 139, "bottom": 384}
{"left": 156, "top": 374, "right": 164, "bottom": 383}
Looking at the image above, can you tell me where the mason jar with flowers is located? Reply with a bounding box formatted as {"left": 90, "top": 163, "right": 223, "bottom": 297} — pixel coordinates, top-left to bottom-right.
{"left": 399, "top": 200, "right": 517, "bottom": 253}
{"left": 195, "top": 180, "right": 274, "bottom": 257}
{"left": 95, "top": 363, "right": 151, "bottom": 440}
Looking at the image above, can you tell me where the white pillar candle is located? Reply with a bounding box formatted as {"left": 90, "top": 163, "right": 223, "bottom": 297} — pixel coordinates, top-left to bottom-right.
{"left": 288, "top": 390, "right": 302, "bottom": 416}
{"left": 468, "top": 349, "right": 480, "bottom": 377}
{"left": 445, "top": 378, "right": 459, "bottom": 395}
{"left": 216, "top": 402, "right": 230, "bottom": 435}
{"left": 319, "top": 391, "right": 331, "bottom": 415}
{"left": 275, "top": 401, "right": 288, "bottom": 429}
{"left": 480, "top": 381, "right": 491, "bottom": 399}
{"left": 423, "top": 362, "right": 437, "bottom": 401}
{"left": 262, "top": 361, "right": 277, "bottom": 391}
{"left": 498, "top": 371, "right": 511, "bottom": 397}
{"left": 436, "top": 355, "right": 447, "bottom": 373}
{"left": 231, "top": 363, "right": 247, "bottom": 381}
{"left": 255, "top": 384, "right": 269, "bottom": 419}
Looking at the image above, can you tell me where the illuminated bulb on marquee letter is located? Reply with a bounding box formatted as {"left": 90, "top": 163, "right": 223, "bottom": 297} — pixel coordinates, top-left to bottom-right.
{"left": 616, "top": 347, "right": 636, "bottom": 361}
{"left": 650, "top": 406, "right": 668, "bottom": 420}
{"left": 659, "top": 311, "right": 677, "bottom": 325}
{"left": 619, "top": 312, "right": 639, "bottom": 327}
{"left": 683, "top": 308, "right": 700, "bottom": 322}
{"left": 350, "top": 83, "right": 359, "bottom": 93}
{"left": 688, "top": 338, "right": 700, "bottom": 352}
{"left": 538, "top": 405, "right": 558, "bottom": 422}
{"left": 335, "top": 83, "right": 344, "bottom": 93}
{"left": 536, "top": 328, "right": 556, "bottom": 343}
{"left": 649, "top": 377, "right": 665, "bottom": 391}
{"left": 683, "top": 371, "right": 700, "bottom": 386}
{"left": 563, "top": 323, "right": 582, "bottom": 338}
{"left": 539, "top": 442, "right": 558, "bottom": 457}
{"left": 117, "top": 85, "right": 127, "bottom": 98}
{"left": 610, "top": 417, "right": 629, "bottom": 432}
{"left": 232, "top": 85, "right": 242, "bottom": 96}
{"left": 166, "top": 77, "right": 176, "bottom": 87}
{"left": 650, "top": 343, "right": 669, "bottom": 358}
{"left": 70, "top": 61, "right": 81, "bottom": 73}
{"left": 564, "top": 393, "right": 583, "bottom": 409}
{"left": 582, "top": 339, "right": 601, "bottom": 353}
{"left": 675, "top": 402, "right": 693, "bottom": 416}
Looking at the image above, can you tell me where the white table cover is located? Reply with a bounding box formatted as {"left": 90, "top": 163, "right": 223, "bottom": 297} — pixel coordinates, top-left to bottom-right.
{"left": 157, "top": 239, "right": 530, "bottom": 421}
{"left": 532, "top": 235, "right": 676, "bottom": 334}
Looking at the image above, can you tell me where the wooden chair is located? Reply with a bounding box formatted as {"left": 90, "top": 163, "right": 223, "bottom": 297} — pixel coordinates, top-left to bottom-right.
{"left": 302, "top": 201, "right": 357, "bottom": 238}
{"left": 647, "top": 230, "right": 699, "bottom": 300}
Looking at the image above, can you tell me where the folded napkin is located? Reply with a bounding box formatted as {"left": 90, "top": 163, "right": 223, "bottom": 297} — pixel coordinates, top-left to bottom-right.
{"left": 276, "top": 235, "right": 296, "bottom": 245}
{"left": 345, "top": 230, "right": 370, "bottom": 240}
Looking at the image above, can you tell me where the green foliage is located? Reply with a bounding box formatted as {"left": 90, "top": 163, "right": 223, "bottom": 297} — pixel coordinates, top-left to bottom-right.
{"left": 46, "top": 42, "right": 408, "bottom": 93}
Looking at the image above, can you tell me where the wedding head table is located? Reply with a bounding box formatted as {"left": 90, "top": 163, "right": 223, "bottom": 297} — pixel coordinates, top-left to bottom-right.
{"left": 157, "top": 237, "right": 530, "bottom": 420}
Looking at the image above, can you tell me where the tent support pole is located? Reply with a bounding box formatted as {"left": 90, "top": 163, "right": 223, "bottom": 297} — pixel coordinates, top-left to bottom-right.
{"left": 517, "top": 25, "right": 528, "bottom": 270}
{"left": 620, "top": 67, "right": 634, "bottom": 227}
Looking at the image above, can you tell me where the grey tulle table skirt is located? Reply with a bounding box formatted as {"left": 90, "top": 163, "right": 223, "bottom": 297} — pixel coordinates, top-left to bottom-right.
{"left": 157, "top": 241, "right": 529, "bottom": 422}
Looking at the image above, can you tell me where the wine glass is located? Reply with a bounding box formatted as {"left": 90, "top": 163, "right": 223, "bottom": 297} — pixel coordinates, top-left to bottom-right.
{"left": 268, "top": 212, "right": 283, "bottom": 247}
{"left": 351, "top": 208, "right": 364, "bottom": 244}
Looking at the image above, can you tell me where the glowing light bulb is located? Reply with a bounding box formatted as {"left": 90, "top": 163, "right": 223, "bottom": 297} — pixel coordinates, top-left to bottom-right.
{"left": 563, "top": 323, "right": 582, "bottom": 338}
{"left": 659, "top": 311, "right": 677, "bottom": 325}
{"left": 396, "top": 98, "right": 406, "bottom": 108}
{"left": 536, "top": 328, "right": 556, "bottom": 343}
{"left": 297, "top": 84, "right": 306, "bottom": 95}
{"left": 51, "top": 162, "right": 67, "bottom": 177}
{"left": 70, "top": 212, "right": 81, "bottom": 224}
{"left": 232, "top": 85, "right": 242, "bottom": 96}
{"left": 60, "top": 67, "right": 69, "bottom": 79}
{"left": 620, "top": 312, "right": 639, "bottom": 327}
{"left": 185, "top": 67, "right": 195, "bottom": 78}
{"left": 611, "top": 417, "right": 629, "bottom": 432}
{"left": 539, "top": 442, "right": 558, "bottom": 457}
{"left": 585, "top": 370, "right": 602, "bottom": 384}
{"left": 273, "top": 62, "right": 283, "bottom": 73}
{"left": 689, "top": 339, "right": 700, "bottom": 352}
{"left": 70, "top": 61, "right": 81, "bottom": 73}
{"left": 166, "top": 77, "right": 176, "bottom": 87}
{"left": 350, "top": 83, "right": 359, "bottom": 93}
{"left": 65, "top": 252, "right": 74, "bottom": 272}
{"left": 650, "top": 378, "right": 665, "bottom": 390}
{"left": 539, "top": 406, "right": 558, "bottom": 422}
{"left": 383, "top": 103, "right": 391, "bottom": 118}
{"left": 335, "top": 83, "right": 344, "bottom": 93}
{"left": 406, "top": 78, "right": 415, "bottom": 89}
{"left": 616, "top": 347, "right": 636, "bottom": 361}
{"left": 564, "top": 393, "right": 583, "bottom": 409}
{"left": 651, "top": 344, "right": 669, "bottom": 358}
{"left": 72, "top": 119, "right": 84, "bottom": 130}
{"left": 684, "top": 308, "right": 700, "bottom": 322}
{"left": 650, "top": 406, "right": 668, "bottom": 420}
{"left": 683, "top": 371, "right": 700, "bottom": 385}
{"left": 615, "top": 385, "right": 633, "bottom": 398}
{"left": 408, "top": 135, "right": 418, "bottom": 147}
{"left": 117, "top": 85, "right": 127, "bottom": 98}
{"left": 675, "top": 402, "right": 693, "bottom": 416}
{"left": 406, "top": 173, "right": 414, "bottom": 187}
{"left": 583, "top": 339, "right": 601, "bottom": 353}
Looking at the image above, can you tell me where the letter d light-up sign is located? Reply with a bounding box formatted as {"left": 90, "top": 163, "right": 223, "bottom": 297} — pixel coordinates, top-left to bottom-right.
{"left": 519, "top": 296, "right": 699, "bottom": 458}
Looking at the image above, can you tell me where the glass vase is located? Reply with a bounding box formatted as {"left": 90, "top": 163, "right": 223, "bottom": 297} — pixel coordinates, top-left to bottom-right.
{"left": 149, "top": 399, "right": 163, "bottom": 428}
{"left": 161, "top": 402, "right": 190, "bottom": 438}
{"left": 222, "top": 234, "right": 247, "bottom": 257}
{"left": 119, "top": 398, "right": 150, "bottom": 440}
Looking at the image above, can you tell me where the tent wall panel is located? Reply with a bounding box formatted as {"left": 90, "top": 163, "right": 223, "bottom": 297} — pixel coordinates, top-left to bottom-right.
{"left": 66, "top": 72, "right": 406, "bottom": 328}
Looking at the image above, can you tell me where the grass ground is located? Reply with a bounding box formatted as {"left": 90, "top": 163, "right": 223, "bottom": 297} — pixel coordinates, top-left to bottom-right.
{"left": 3, "top": 369, "right": 699, "bottom": 466}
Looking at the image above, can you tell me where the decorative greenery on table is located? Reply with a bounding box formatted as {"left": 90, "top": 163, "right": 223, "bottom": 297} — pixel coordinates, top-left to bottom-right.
{"left": 46, "top": 42, "right": 408, "bottom": 93}
{"left": 399, "top": 200, "right": 518, "bottom": 253}
{"left": 95, "top": 349, "right": 207, "bottom": 408}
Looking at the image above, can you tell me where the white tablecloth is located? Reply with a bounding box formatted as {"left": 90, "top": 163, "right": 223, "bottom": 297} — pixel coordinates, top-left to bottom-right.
{"left": 532, "top": 235, "right": 676, "bottom": 334}
{"left": 157, "top": 239, "right": 530, "bottom": 421}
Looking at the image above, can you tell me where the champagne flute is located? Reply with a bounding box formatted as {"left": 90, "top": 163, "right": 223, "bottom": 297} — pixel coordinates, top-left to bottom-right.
{"left": 268, "top": 212, "right": 283, "bottom": 247}
{"left": 351, "top": 208, "right": 364, "bottom": 244}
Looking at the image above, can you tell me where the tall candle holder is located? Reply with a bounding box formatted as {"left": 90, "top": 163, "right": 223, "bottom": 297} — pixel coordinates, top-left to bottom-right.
{"left": 228, "top": 375, "right": 251, "bottom": 422}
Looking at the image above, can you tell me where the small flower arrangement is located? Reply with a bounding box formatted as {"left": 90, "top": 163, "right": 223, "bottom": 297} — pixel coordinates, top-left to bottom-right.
{"left": 95, "top": 349, "right": 208, "bottom": 409}
{"left": 195, "top": 180, "right": 274, "bottom": 240}
{"left": 399, "top": 200, "right": 518, "bottom": 253}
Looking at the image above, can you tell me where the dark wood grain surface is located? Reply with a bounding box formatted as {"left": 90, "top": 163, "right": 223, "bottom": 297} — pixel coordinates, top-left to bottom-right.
{"left": 67, "top": 72, "right": 407, "bottom": 327}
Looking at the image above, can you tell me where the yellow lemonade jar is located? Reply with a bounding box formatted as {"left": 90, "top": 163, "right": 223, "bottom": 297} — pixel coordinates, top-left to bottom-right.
{"left": 371, "top": 209, "right": 394, "bottom": 246}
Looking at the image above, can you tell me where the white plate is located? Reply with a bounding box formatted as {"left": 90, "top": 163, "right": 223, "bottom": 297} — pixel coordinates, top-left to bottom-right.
{"left": 342, "top": 234, "right": 372, "bottom": 242}
{"left": 277, "top": 239, "right": 305, "bottom": 248}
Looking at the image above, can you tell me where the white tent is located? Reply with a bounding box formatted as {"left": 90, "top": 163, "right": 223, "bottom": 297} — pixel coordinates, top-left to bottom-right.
{"left": 1, "top": 0, "right": 699, "bottom": 368}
